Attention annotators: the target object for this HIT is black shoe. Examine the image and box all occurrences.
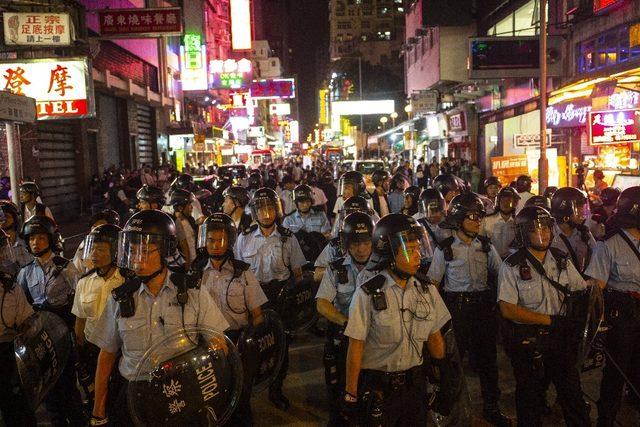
[269,389,290,411]
[483,408,513,427]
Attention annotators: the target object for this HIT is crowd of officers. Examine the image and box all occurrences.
[0,164,638,427]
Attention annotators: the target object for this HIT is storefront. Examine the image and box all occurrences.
[446,108,477,163]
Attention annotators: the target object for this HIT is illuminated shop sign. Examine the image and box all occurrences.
[209,58,252,89]
[593,0,625,15]
[250,78,296,99]
[546,100,592,128]
[589,109,640,145]
[180,34,207,91]
[230,0,252,50]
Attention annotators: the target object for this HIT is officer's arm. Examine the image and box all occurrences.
[345,338,365,396]
[92,349,117,418]
[313,267,326,283]
[74,317,87,346]
[317,297,348,326]
[178,239,191,269]
[251,307,264,327]
[499,301,551,326]
[426,330,446,359]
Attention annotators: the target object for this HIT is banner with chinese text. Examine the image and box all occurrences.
[98,8,182,38]
[3,13,72,46]
[0,57,94,120]
[490,155,528,186]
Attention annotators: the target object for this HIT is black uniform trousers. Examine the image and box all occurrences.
[504,323,590,427]
[598,290,640,426]
[324,325,349,426]
[0,341,36,427]
[225,328,256,427]
[358,366,428,426]
[443,290,500,409]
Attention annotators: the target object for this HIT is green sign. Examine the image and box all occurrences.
[183,33,202,70]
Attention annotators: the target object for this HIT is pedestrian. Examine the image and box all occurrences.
[480,187,520,259]
[19,182,55,222]
[169,188,198,268]
[471,162,482,193]
[387,173,406,214]
[369,169,390,217]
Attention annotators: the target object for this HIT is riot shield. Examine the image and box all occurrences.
[573,284,605,369]
[238,309,286,393]
[276,276,319,333]
[295,230,328,264]
[128,328,242,426]
[13,311,72,410]
[424,323,472,427]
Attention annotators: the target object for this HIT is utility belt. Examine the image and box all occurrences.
[443,289,495,307]
[362,365,424,392]
[260,278,291,303]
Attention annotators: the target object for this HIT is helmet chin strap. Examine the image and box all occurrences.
[138,267,164,284]
[257,219,276,229]
[33,247,50,258]
[96,264,114,277]
[462,228,478,239]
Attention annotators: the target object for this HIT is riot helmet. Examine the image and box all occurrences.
[441,192,486,238]
[525,195,551,210]
[433,174,463,202]
[0,228,16,275]
[418,188,445,223]
[614,186,640,229]
[293,184,314,213]
[117,210,177,279]
[248,172,263,190]
[338,171,366,199]
[222,186,250,217]
[515,175,532,193]
[371,214,432,278]
[371,170,390,190]
[542,186,558,200]
[515,206,554,251]
[484,176,502,199]
[403,186,421,214]
[89,209,120,229]
[495,187,521,216]
[550,187,590,226]
[82,224,121,271]
[21,215,61,257]
[136,185,166,210]
[340,211,374,265]
[197,213,237,260]
[172,173,194,191]
[249,187,283,228]
[600,187,621,207]
[169,189,193,215]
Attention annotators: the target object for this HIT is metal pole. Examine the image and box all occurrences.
[538,0,549,192]
[5,123,20,206]
[359,56,363,131]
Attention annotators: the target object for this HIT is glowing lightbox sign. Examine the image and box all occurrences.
[589,109,640,145]
[230,0,252,50]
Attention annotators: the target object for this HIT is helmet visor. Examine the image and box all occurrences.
[117,232,166,270]
[571,201,591,222]
[525,218,554,249]
[251,197,283,224]
[420,200,444,218]
[82,235,115,264]
[390,225,433,265]
[0,239,16,271]
[196,225,230,253]
[338,180,363,198]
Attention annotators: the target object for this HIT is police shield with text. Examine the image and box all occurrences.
[88,210,233,426]
[316,211,374,425]
[340,214,452,425]
[498,206,593,427]
[283,184,330,263]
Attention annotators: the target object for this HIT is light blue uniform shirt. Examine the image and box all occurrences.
[0,285,33,343]
[316,254,363,316]
[344,270,451,372]
[498,250,588,316]
[550,225,596,273]
[17,254,79,307]
[387,191,404,214]
[234,226,307,283]
[412,213,453,245]
[480,212,516,259]
[315,239,340,269]
[427,235,502,293]
[584,230,640,293]
[282,210,331,234]
[89,273,229,380]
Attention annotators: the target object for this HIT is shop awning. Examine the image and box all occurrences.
[549,65,640,105]
[367,116,422,143]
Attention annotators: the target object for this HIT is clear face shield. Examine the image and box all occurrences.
[525,218,554,250]
[0,238,16,274]
[82,236,114,269]
[251,197,283,226]
[338,181,361,199]
[196,227,229,258]
[117,232,165,273]
[390,226,433,274]
[569,200,591,224]
[498,196,517,214]
[420,200,444,222]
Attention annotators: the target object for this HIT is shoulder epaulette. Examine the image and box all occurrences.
[361,274,385,295]
[51,255,70,268]
[277,225,292,237]
[242,223,258,235]
[438,236,454,250]
[549,246,569,261]
[230,258,250,278]
[505,248,527,267]
[329,257,345,270]
[79,268,98,280]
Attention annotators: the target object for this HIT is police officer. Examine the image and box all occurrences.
[282,184,331,237]
[370,170,391,217]
[0,200,32,270]
[165,173,205,223]
[590,187,620,239]
[89,210,229,426]
[402,185,421,216]
[316,212,374,424]
[515,175,535,212]
[19,181,55,222]
[542,186,558,201]
[498,206,592,427]
[72,224,124,383]
[584,186,640,427]
[170,188,198,268]
[525,195,551,210]
[16,215,85,425]
[481,187,521,259]
[234,187,306,410]
[333,171,372,217]
[247,171,263,200]
[414,188,452,247]
[0,229,36,427]
[72,209,121,274]
[433,174,464,206]
[427,192,511,425]
[196,213,267,426]
[136,184,166,210]
[550,187,596,276]
[222,186,253,231]
[484,176,503,202]
[341,214,452,425]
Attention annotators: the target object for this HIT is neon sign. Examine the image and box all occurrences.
[180,33,207,91]
[593,0,625,15]
[209,58,252,89]
[589,109,640,145]
[546,100,592,128]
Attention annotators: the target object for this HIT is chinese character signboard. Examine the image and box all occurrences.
[447,111,466,134]
[490,155,529,186]
[180,34,207,91]
[593,0,625,15]
[0,91,36,123]
[3,13,72,46]
[98,8,182,38]
[546,99,592,128]
[209,59,252,89]
[411,91,438,115]
[250,78,296,100]
[589,109,640,145]
[0,57,94,120]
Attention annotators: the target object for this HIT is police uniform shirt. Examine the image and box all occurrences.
[71,269,125,341]
[412,213,453,243]
[89,274,229,381]
[498,250,588,317]
[550,225,596,272]
[282,210,331,234]
[344,271,451,372]
[516,192,535,213]
[175,217,197,262]
[17,255,79,307]
[316,255,361,317]
[234,226,307,283]
[315,242,338,269]
[13,238,33,269]
[427,235,502,293]
[584,230,640,293]
[0,285,33,343]
[201,259,268,330]
[480,213,517,259]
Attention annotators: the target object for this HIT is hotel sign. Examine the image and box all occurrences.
[589,109,640,145]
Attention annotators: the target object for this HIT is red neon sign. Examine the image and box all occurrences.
[593,0,625,14]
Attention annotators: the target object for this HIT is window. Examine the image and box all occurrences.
[337,21,352,29]
[578,24,640,73]
[335,1,346,16]
[362,20,370,28]
[488,0,546,37]
[348,8,358,16]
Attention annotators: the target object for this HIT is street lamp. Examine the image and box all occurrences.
[404,103,413,120]
[390,111,398,127]
[380,116,388,129]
